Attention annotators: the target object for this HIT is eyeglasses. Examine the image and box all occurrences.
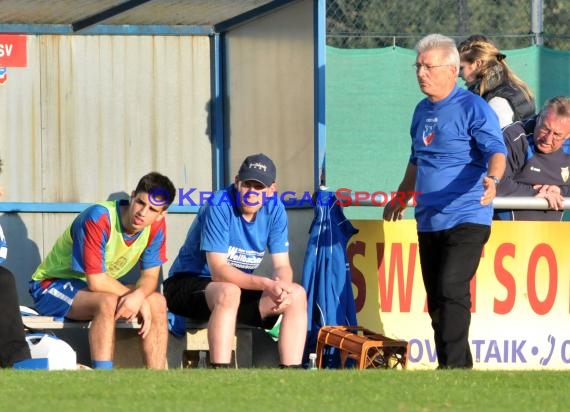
[536,115,568,143]
[537,127,567,143]
[412,63,453,72]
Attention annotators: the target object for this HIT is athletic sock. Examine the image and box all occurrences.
[93,360,114,369]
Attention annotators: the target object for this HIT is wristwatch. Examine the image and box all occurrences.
[488,175,500,186]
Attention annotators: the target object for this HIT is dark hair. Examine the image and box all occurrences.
[134,172,176,208]
[460,34,494,46]
[0,158,3,174]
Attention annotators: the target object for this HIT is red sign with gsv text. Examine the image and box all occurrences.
[0,34,27,67]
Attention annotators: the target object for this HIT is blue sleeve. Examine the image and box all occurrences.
[70,204,110,274]
[139,219,167,270]
[470,99,508,160]
[409,105,420,165]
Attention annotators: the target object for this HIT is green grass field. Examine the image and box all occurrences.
[1,369,569,411]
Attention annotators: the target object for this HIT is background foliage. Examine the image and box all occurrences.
[327,0,570,50]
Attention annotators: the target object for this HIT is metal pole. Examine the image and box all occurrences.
[341,192,570,210]
[531,0,544,46]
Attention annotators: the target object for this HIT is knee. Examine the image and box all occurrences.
[440,283,471,310]
[147,292,168,314]
[96,293,119,317]
[289,284,307,310]
[441,281,470,301]
[211,283,241,309]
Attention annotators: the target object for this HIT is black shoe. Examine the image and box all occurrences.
[210,363,231,369]
[279,364,302,369]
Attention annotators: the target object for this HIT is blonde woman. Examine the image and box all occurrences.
[458,35,535,128]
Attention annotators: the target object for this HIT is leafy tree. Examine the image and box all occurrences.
[326,0,569,50]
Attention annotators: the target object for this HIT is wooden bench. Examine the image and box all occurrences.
[22,315,238,368]
[22,315,141,330]
[315,325,409,369]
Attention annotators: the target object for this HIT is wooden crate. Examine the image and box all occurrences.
[315,325,408,369]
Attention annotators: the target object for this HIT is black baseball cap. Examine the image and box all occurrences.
[237,153,276,187]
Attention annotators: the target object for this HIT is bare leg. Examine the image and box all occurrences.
[205,282,241,364]
[260,283,307,365]
[67,290,118,362]
[140,292,168,369]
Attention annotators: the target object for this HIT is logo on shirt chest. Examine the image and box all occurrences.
[561,167,569,183]
[226,246,264,271]
[422,124,435,146]
[108,256,128,277]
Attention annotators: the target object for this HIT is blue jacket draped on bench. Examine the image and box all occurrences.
[301,191,358,368]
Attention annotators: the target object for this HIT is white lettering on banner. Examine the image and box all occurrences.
[0,44,13,57]
[408,336,570,366]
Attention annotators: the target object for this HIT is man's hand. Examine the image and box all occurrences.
[383,202,407,221]
[115,288,146,322]
[534,184,565,210]
[266,277,293,312]
[481,176,498,205]
[136,301,152,339]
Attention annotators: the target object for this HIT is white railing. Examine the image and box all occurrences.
[344,193,570,210]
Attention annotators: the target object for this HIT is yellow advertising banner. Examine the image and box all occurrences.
[349,220,570,370]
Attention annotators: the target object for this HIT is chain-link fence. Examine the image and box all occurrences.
[327,0,570,50]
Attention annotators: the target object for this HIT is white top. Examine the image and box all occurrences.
[0,224,6,262]
[488,96,515,129]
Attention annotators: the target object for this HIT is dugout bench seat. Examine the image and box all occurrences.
[22,316,247,368]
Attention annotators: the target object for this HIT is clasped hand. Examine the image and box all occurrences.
[268,277,293,312]
[534,184,565,211]
[115,289,152,338]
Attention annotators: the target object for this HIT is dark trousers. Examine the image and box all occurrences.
[0,267,31,367]
[418,223,490,369]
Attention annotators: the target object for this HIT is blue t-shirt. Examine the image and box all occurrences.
[410,86,507,232]
[169,184,290,277]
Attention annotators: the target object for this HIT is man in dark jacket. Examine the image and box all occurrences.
[0,157,31,368]
[496,96,570,221]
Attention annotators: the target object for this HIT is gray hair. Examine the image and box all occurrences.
[541,96,570,119]
[415,34,460,70]
[539,96,570,139]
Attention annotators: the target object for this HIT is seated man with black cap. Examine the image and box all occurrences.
[164,153,307,368]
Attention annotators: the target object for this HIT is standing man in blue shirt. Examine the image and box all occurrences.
[384,34,507,369]
[164,153,307,368]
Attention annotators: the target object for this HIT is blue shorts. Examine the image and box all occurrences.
[29,278,88,318]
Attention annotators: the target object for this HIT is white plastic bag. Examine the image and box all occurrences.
[14,333,77,370]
